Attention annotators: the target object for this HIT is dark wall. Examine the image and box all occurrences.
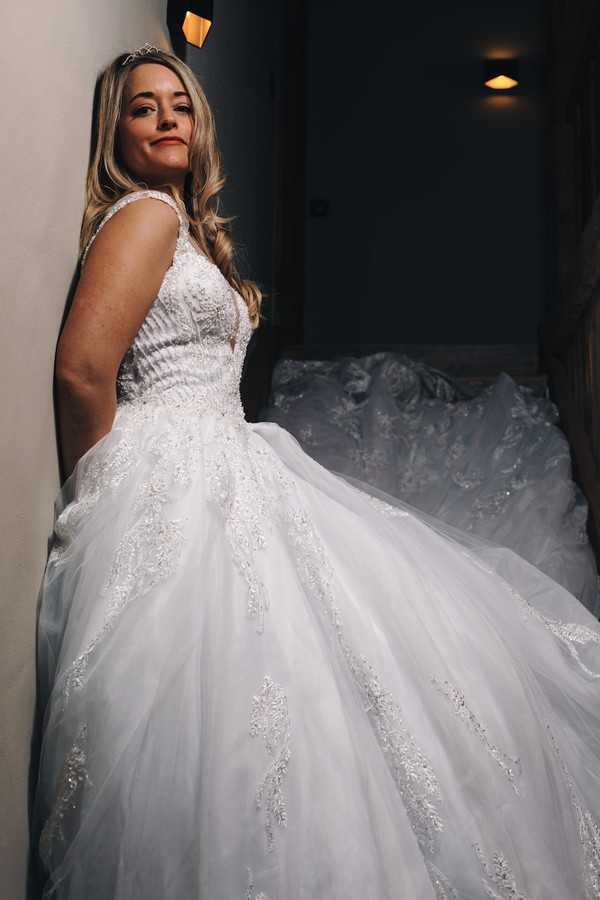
[184,0,284,296]
[305,1,547,349]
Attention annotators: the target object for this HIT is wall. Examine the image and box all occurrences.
[184,0,284,315]
[305,0,547,350]
[0,2,280,896]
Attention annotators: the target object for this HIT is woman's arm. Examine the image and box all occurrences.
[55,198,179,479]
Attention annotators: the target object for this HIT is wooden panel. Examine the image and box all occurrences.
[545,1,600,574]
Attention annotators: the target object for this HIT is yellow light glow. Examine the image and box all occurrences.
[182,11,212,47]
[485,74,519,90]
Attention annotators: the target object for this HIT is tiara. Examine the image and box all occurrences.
[121,42,165,66]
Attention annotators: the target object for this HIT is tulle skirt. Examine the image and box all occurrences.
[259,352,600,615]
[32,400,600,899]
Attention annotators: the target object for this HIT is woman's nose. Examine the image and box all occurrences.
[158,111,177,130]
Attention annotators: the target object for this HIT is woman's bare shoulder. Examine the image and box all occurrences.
[83,194,180,268]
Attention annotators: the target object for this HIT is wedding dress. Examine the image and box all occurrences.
[260,355,600,616]
[32,189,600,900]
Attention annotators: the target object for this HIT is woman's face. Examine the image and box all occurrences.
[118,62,194,188]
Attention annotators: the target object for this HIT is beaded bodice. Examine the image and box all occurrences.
[81,190,253,420]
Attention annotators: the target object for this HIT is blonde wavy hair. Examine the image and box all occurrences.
[81,45,262,328]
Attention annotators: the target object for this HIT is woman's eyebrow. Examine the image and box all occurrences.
[128,90,191,104]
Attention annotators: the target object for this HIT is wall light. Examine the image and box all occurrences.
[484,59,519,90]
[167,0,213,49]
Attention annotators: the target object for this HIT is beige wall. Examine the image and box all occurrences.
[0,2,168,896]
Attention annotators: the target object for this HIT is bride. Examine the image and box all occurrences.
[32,43,600,900]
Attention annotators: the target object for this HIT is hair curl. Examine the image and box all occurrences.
[80,45,262,328]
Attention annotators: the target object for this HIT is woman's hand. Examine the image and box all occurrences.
[55,197,179,479]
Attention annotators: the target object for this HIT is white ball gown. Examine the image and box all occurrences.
[32,189,600,900]
[259,354,600,615]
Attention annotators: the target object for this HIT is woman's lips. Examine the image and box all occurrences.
[153,138,186,145]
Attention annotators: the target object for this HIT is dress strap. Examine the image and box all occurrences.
[81,189,189,267]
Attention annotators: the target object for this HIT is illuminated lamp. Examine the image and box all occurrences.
[483,59,519,90]
[167,0,213,49]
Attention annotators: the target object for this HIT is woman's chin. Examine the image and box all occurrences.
[141,165,189,187]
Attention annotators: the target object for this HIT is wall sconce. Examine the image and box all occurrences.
[167,0,213,49]
[483,59,519,90]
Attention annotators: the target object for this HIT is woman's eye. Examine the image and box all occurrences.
[132,105,191,116]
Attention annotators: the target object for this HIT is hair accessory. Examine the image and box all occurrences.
[121,42,164,66]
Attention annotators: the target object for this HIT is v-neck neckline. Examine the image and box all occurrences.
[187,235,211,263]
[183,234,240,355]
[228,293,240,355]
